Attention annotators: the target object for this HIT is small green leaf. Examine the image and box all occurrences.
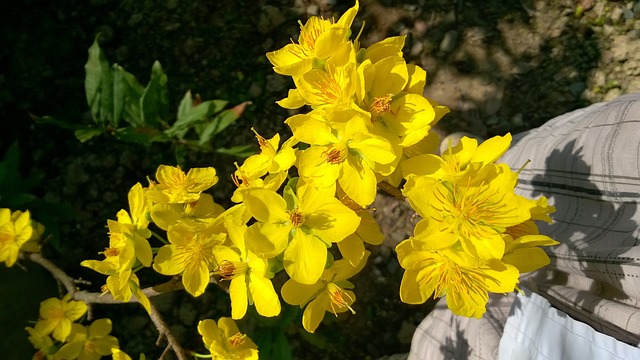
[111,63,128,128]
[176,90,193,124]
[84,35,115,126]
[74,128,103,142]
[36,116,93,131]
[114,127,168,145]
[214,144,255,158]
[116,65,144,127]
[168,94,228,140]
[140,61,169,126]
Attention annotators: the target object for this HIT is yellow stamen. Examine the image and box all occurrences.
[322,143,348,164]
[104,247,120,257]
[326,283,356,316]
[289,209,304,227]
[251,127,270,150]
[100,284,110,295]
[369,94,393,117]
[214,260,248,280]
[228,332,247,347]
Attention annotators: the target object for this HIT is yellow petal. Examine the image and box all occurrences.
[302,297,326,333]
[286,113,338,145]
[337,234,366,267]
[339,156,377,207]
[245,222,291,258]
[230,275,249,319]
[248,274,281,317]
[88,318,112,338]
[152,246,184,275]
[281,279,324,306]
[182,261,210,297]
[276,88,308,108]
[242,188,288,223]
[304,199,360,243]
[471,133,512,166]
[284,231,327,285]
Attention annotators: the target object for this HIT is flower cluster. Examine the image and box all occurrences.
[397,134,559,318]
[72,2,561,358]
[0,208,44,267]
[26,295,129,360]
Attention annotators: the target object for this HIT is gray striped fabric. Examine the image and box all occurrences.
[409,93,640,359]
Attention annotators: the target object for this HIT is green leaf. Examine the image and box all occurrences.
[214,144,255,158]
[36,116,95,131]
[113,127,168,145]
[111,63,128,128]
[74,128,103,142]
[84,35,114,126]
[167,93,228,140]
[140,61,169,127]
[116,65,144,127]
[176,90,193,124]
[196,106,242,145]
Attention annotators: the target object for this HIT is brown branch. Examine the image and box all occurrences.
[149,302,188,360]
[377,180,405,201]
[22,252,228,360]
[23,252,228,304]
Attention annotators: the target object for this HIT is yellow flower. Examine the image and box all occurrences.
[81,220,137,276]
[402,134,512,182]
[115,184,153,267]
[55,319,119,360]
[266,0,359,76]
[281,251,370,333]
[213,218,281,319]
[230,169,288,204]
[243,185,360,284]
[25,326,55,358]
[105,271,151,314]
[280,43,359,110]
[146,165,218,204]
[153,222,225,296]
[403,165,534,259]
[289,108,397,207]
[236,129,297,179]
[198,318,258,360]
[356,55,441,147]
[396,239,519,318]
[150,193,225,231]
[0,208,34,267]
[34,294,88,342]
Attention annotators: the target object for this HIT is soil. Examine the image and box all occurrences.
[1,0,639,359]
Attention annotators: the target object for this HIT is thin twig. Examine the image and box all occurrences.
[23,252,228,303]
[22,252,207,360]
[149,302,188,360]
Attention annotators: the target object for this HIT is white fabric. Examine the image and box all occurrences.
[499,288,640,360]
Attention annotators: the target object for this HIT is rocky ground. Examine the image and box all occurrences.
[1,0,639,359]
